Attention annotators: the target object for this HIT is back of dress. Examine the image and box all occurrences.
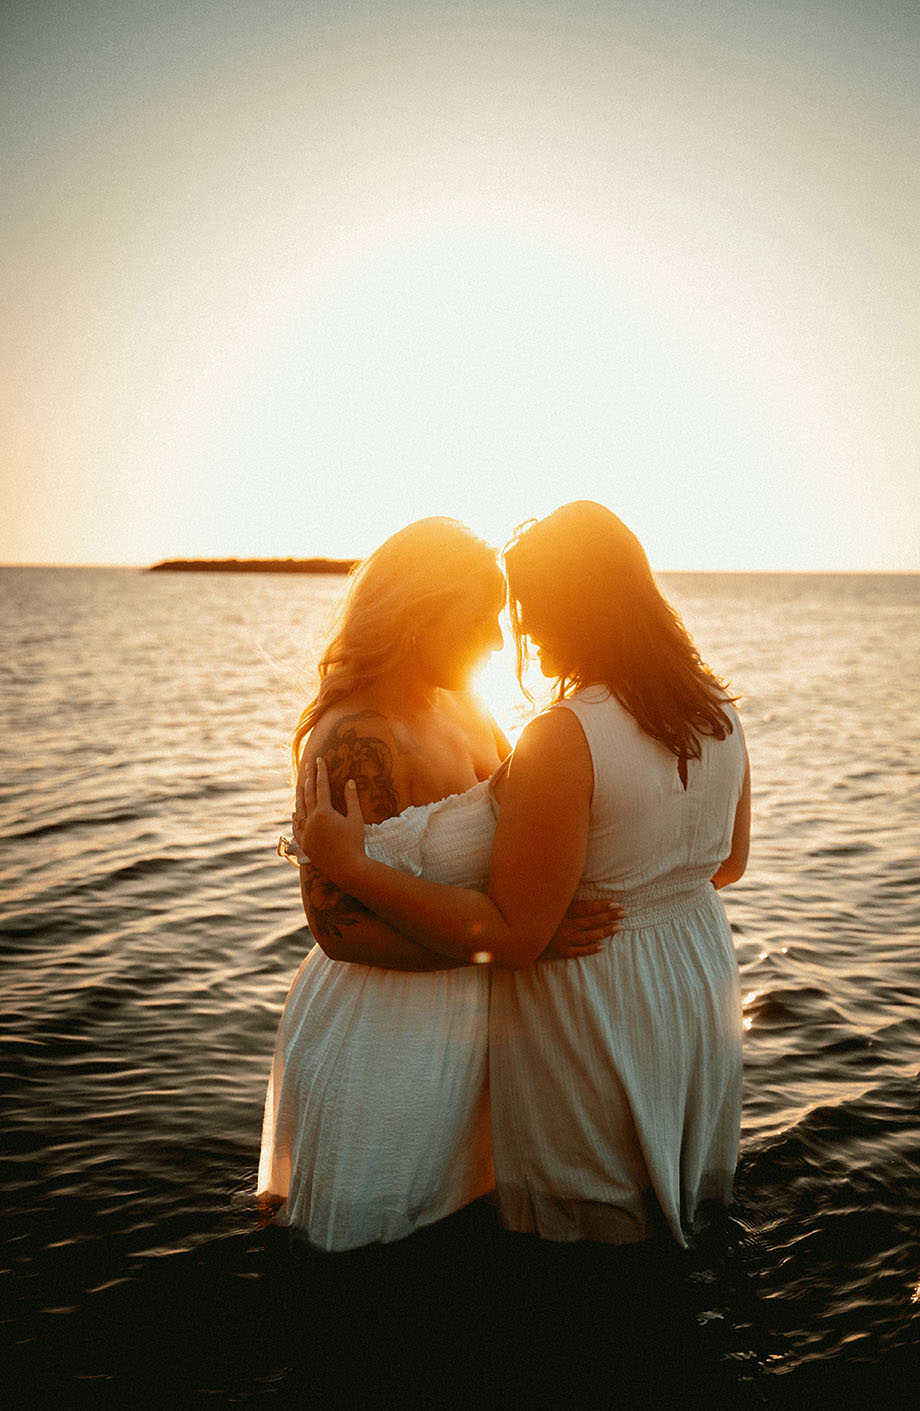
[559,685,746,909]
[490,685,747,1248]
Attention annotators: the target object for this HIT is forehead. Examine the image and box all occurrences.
[484,572,506,610]
[444,574,503,621]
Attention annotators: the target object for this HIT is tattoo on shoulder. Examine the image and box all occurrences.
[303,865,371,943]
[321,711,400,823]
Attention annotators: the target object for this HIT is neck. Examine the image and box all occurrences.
[370,670,441,718]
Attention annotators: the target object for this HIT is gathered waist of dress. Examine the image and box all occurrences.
[578,874,717,930]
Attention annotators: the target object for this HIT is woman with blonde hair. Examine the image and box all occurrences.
[299,500,751,1249]
[259,516,614,1253]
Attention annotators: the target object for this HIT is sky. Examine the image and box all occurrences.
[3,0,918,570]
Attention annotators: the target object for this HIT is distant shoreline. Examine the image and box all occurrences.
[147,557,360,575]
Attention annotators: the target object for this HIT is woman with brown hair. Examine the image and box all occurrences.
[299,500,751,1248]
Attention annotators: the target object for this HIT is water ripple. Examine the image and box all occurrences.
[3,567,919,1405]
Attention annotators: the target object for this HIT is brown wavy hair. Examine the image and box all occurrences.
[503,500,737,763]
[292,518,502,775]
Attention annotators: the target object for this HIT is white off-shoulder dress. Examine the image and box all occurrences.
[258,781,497,1252]
[490,688,747,1248]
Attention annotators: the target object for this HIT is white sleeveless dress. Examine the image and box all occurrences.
[490,688,747,1248]
[258,781,497,1252]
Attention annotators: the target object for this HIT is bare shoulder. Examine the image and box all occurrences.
[302,705,418,823]
[503,705,593,797]
[516,703,590,757]
[305,704,409,757]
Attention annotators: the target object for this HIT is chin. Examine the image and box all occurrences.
[438,671,472,692]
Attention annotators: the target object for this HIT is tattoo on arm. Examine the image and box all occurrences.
[321,713,401,823]
[303,864,373,943]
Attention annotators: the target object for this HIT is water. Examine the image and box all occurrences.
[2,566,919,1407]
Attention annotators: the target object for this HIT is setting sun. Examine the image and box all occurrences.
[3,1,917,571]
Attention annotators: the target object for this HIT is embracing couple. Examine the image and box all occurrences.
[259,501,750,1256]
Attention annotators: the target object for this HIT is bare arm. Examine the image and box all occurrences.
[299,862,468,971]
[300,710,600,969]
[712,751,751,890]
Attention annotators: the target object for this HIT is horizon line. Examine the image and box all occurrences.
[2,560,918,576]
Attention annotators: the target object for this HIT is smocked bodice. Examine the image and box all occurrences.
[363,778,496,889]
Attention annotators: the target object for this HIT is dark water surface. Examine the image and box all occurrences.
[2,568,918,1407]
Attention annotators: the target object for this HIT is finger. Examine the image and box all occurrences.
[577,924,615,944]
[315,756,331,808]
[579,899,622,915]
[569,899,623,919]
[343,777,362,822]
[573,910,622,934]
[301,762,316,815]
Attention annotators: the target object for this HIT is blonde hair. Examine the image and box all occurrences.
[292,518,502,774]
[504,501,737,763]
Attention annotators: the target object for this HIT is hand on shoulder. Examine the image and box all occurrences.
[302,707,411,824]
